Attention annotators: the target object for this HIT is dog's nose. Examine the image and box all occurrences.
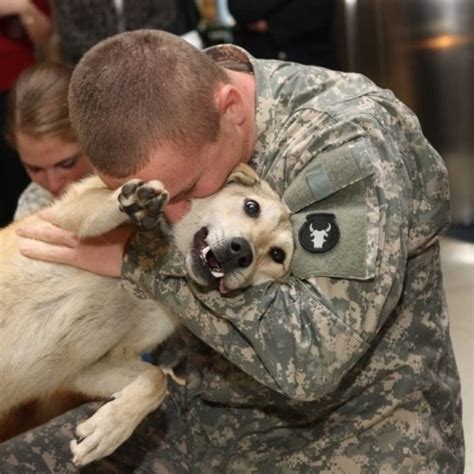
[228,238,253,268]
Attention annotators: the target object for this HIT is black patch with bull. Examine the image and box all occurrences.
[299,213,340,253]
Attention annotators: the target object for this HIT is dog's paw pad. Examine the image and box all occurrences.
[118,179,169,229]
[120,179,144,199]
[137,186,158,201]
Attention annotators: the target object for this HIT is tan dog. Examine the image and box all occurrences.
[0,164,294,466]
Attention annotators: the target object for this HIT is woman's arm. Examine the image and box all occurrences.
[0,0,52,46]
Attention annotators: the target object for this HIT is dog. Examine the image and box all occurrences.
[0,164,294,466]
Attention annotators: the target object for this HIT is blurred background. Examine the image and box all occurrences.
[337,0,474,236]
[202,0,474,235]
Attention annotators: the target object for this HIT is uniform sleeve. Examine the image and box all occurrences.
[122,122,412,401]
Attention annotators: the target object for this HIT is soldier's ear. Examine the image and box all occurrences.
[225,164,260,188]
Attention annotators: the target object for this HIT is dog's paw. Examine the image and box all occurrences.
[70,397,134,466]
[118,179,169,229]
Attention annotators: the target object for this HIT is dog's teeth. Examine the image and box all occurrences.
[200,246,210,265]
[210,269,224,278]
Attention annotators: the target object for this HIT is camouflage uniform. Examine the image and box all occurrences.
[14,182,53,221]
[0,45,464,472]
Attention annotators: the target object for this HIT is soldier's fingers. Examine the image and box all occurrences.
[16,220,79,248]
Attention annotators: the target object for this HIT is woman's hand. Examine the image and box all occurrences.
[16,213,134,278]
[0,0,28,17]
[0,0,52,46]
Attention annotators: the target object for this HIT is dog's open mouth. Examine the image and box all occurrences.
[200,245,224,279]
[191,227,228,292]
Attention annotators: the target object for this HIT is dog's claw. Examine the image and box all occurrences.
[118,179,169,228]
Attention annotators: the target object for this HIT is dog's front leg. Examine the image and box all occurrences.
[47,176,128,238]
[49,176,168,238]
[65,357,167,466]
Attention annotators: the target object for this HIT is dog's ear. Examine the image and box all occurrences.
[225,164,260,188]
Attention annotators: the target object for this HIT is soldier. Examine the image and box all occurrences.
[5,30,464,472]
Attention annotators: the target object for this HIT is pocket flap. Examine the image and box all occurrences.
[290,180,377,280]
[283,138,375,213]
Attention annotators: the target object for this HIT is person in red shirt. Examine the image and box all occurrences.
[0,0,51,227]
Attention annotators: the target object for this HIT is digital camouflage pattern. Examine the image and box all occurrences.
[0,384,190,473]
[0,45,464,472]
[13,182,53,221]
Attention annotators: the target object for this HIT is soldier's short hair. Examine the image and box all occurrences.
[69,29,230,178]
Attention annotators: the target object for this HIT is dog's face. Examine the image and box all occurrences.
[174,164,294,294]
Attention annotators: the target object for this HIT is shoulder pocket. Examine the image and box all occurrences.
[283,138,379,280]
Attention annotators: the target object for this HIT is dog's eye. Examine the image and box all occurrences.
[270,247,286,264]
[244,199,260,218]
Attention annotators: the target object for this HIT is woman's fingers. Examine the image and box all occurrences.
[17,225,132,277]
[16,219,79,248]
[17,236,78,265]
[15,218,133,277]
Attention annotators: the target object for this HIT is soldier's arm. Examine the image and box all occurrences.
[122,120,416,401]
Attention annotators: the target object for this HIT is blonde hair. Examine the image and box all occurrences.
[6,62,75,148]
[69,29,230,178]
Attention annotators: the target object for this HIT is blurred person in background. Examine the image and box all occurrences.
[228,0,338,68]
[0,0,51,227]
[50,0,202,64]
[6,62,92,220]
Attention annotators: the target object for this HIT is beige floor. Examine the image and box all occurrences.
[440,237,474,473]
